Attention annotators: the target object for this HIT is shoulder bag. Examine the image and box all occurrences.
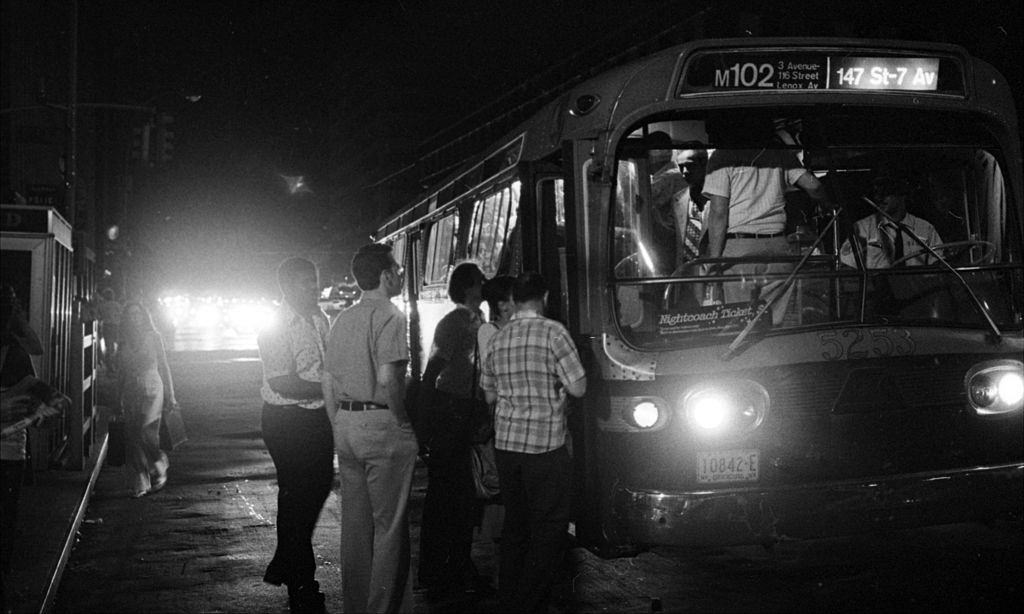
[469,341,500,499]
[159,403,188,451]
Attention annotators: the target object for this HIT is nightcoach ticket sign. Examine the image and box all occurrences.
[681,50,959,95]
[658,302,757,335]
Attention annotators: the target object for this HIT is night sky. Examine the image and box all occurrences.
[64,0,1022,296]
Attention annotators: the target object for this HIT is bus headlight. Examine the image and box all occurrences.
[605,396,669,431]
[630,400,661,429]
[966,360,1024,416]
[682,380,769,439]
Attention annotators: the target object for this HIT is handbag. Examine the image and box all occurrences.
[107,419,126,466]
[159,404,188,451]
[469,342,500,499]
[470,438,500,499]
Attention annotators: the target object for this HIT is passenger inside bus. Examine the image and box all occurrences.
[701,117,832,320]
[669,144,709,270]
[647,131,687,274]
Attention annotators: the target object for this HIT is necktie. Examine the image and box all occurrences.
[682,207,702,262]
[892,224,905,266]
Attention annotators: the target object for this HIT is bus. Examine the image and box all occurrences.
[375,38,1023,556]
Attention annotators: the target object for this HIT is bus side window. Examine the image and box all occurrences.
[391,235,407,281]
[468,182,520,277]
[424,212,458,287]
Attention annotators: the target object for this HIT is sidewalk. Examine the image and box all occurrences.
[2,374,113,614]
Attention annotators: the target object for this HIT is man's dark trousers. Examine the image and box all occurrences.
[495,446,572,614]
[261,403,334,588]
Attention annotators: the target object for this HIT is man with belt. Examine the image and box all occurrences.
[702,125,832,321]
[323,243,418,614]
[257,257,333,614]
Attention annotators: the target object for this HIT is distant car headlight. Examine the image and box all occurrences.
[966,360,1024,416]
[682,380,769,439]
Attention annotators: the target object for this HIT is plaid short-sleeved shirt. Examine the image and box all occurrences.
[479,310,586,454]
[257,301,329,409]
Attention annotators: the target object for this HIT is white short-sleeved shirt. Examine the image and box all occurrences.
[702,148,808,234]
[324,297,408,406]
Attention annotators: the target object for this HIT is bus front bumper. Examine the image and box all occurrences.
[611,462,1024,547]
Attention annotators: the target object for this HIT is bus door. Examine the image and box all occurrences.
[520,160,573,327]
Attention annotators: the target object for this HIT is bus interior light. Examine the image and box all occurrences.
[965,361,1024,416]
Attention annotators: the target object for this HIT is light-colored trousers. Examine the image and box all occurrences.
[332,408,418,613]
[124,369,168,494]
[721,235,796,325]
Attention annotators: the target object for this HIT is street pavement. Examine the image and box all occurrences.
[8,345,1021,613]
[50,350,506,614]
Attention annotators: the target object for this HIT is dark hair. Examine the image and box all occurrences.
[646,130,673,149]
[277,257,316,292]
[513,271,547,304]
[873,175,912,197]
[447,262,484,304]
[482,275,514,315]
[120,301,157,346]
[351,243,394,291]
[677,141,708,162]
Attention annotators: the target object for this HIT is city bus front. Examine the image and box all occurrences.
[581,43,1024,554]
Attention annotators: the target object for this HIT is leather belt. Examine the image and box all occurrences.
[337,400,389,411]
[726,231,785,239]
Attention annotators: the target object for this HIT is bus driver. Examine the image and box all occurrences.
[841,174,943,268]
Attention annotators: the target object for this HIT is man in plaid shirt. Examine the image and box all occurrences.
[480,272,587,614]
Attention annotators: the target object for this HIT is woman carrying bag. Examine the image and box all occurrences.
[415,262,493,598]
[118,302,179,498]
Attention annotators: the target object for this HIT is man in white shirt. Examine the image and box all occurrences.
[701,138,832,320]
[841,176,943,268]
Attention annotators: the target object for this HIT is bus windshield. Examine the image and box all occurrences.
[611,107,1023,349]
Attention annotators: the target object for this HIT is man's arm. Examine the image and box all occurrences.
[322,372,338,422]
[378,360,411,426]
[267,374,324,400]
[705,194,730,259]
[795,172,833,209]
[564,376,587,398]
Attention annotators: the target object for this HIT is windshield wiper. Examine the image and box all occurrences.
[857,196,1002,343]
[721,208,841,360]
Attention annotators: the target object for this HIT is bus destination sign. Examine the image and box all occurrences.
[683,53,943,93]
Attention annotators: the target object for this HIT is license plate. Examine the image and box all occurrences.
[696,449,759,484]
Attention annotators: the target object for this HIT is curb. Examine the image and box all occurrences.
[38,432,108,614]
